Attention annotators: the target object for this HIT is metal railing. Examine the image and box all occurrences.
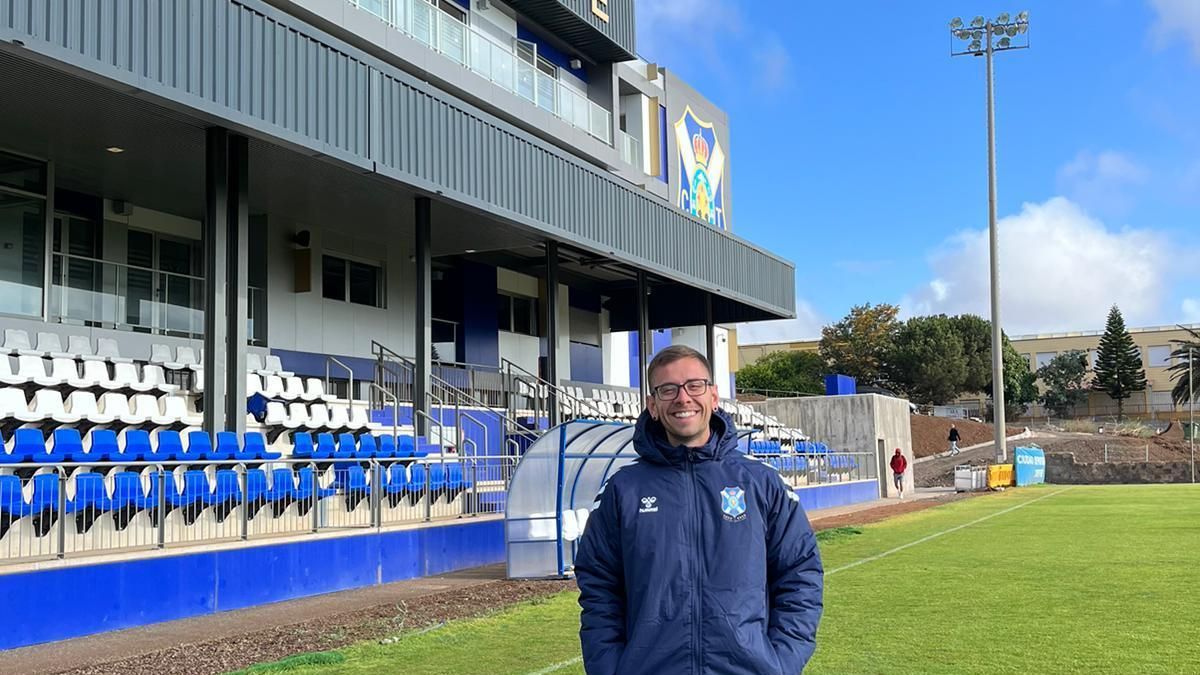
[48,252,266,344]
[749,450,880,487]
[0,455,520,565]
[346,0,613,144]
[501,358,612,427]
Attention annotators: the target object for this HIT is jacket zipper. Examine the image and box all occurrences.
[687,451,703,674]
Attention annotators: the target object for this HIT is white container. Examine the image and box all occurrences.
[955,465,974,492]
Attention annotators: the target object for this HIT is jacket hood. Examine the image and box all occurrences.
[633,407,740,465]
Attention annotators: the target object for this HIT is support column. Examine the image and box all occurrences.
[224,134,249,434]
[414,197,432,436]
[545,241,560,427]
[705,294,716,368]
[202,128,230,434]
[637,271,650,403]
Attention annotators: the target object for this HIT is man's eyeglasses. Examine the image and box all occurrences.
[651,379,712,401]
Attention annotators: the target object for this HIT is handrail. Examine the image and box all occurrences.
[325,356,356,417]
[368,383,400,444]
[501,357,611,423]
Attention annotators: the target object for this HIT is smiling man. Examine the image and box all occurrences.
[574,345,824,674]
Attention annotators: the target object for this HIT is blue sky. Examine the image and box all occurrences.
[635,0,1200,342]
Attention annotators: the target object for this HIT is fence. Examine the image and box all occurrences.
[751,451,879,487]
[0,455,519,566]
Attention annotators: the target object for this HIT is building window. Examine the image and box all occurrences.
[1036,352,1057,370]
[1147,345,1172,368]
[322,254,384,308]
[0,152,47,318]
[497,293,538,336]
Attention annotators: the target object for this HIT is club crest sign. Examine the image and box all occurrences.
[719,487,746,522]
[675,106,727,230]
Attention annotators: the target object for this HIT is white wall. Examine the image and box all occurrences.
[265,205,415,359]
[495,267,571,384]
[499,330,539,376]
[670,325,731,398]
[605,329,631,387]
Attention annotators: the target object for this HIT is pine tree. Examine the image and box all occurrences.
[1091,305,1147,420]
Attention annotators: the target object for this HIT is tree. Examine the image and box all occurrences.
[887,315,968,404]
[949,314,993,394]
[1038,350,1090,418]
[1167,326,1200,407]
[981,339,1037,420]
[818,303,900,386]
[736,350,826,396]
[1091,305,1147,420]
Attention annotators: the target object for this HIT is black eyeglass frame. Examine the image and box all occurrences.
[650,378,713,401]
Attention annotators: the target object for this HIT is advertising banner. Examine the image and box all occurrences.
[1014,446,1046,486]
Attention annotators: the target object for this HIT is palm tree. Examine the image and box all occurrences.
[1167,326,1200,406]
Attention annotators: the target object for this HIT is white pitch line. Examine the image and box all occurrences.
[524,655,584,675]
[826,488,1071,576]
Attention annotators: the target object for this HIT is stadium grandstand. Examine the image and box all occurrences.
[0,0,882,651]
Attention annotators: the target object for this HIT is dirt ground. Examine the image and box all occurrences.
[809,491,976,531]
[910,414,1023,458]
[60,577,576,675]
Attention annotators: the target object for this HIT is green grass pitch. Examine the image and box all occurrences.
[234,484,1200,674]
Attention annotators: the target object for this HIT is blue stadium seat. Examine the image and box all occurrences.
[375,434,396,459]
[446,463,463,493]
[296,467,336,501]
[108,472,146,512]
[123,430,155,462]
[0,474,30,518]
[68,472,111,513]
[241,432,280,461]
[204,470,242,505]
[428,463,446,494]
[152,430,185,462]
[415,442,437,459]
[405,464,427,504]
[182,431,212,463]
[245,469,269,504]
[3,428,44,464]
[29,473,61,513]
[212,432,240,462]
[355,434,378,460]
[290,432,316,460]
[166,470,209,508]
[394,435,414,460]
[333,433,357,460]
[34,428,83,463]
[86,430,121,463]
[315,433,337,460]
[334,464,370,493]
[386,464,407,494]
[265,468,296,503]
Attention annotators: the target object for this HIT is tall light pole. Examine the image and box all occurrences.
[1190,348,1194,483]
[949,12,1029,462]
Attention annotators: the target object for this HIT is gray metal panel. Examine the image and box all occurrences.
[0,0,794,319]
[504,0,635,62]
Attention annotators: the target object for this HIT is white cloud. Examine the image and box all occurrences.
[1056,150,1148,216]
[1184,298,1200,323]
[1149,0,1200,62]
[738,299,826,344]
[902,197,1171,334]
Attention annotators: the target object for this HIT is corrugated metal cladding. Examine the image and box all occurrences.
[503,0,635,62]
[0,0,794,318]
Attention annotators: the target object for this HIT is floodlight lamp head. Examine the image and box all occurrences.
[950,17,963,29]
[970,16,985,27]
[996,12,1010,24]
[1017,10,1029,21]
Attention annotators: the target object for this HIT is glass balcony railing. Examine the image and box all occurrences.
[347,0,613,145]
[617,129,641,169]
[49,252,267,345]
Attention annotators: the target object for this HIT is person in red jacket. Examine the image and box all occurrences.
[890,448,908,498]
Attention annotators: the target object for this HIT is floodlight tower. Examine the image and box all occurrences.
[949,12,1029,462]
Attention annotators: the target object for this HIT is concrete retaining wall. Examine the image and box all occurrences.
[1046,453,1195,484]
[749,394,913,498]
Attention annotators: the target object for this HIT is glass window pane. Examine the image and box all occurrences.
[496,294,512,331]
[514,296,534,336]
[0,152,46,194]
[1036,352,1056,369]
[322,255,346,301]
[1148,345,1172,368]
[0,191,46,316]
[348,260,382,307]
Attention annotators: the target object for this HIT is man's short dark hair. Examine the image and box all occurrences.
[646,345,713,388]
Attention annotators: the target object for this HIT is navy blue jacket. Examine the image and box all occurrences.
[575,409,824,674]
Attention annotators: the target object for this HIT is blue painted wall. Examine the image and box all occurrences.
[458,261,500,366]
[570,342,603,383]
[628,330,673,388]
[271,349,376,380]
[795,480,879,512]
[658,104,669,184]
[0,519,505,650]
